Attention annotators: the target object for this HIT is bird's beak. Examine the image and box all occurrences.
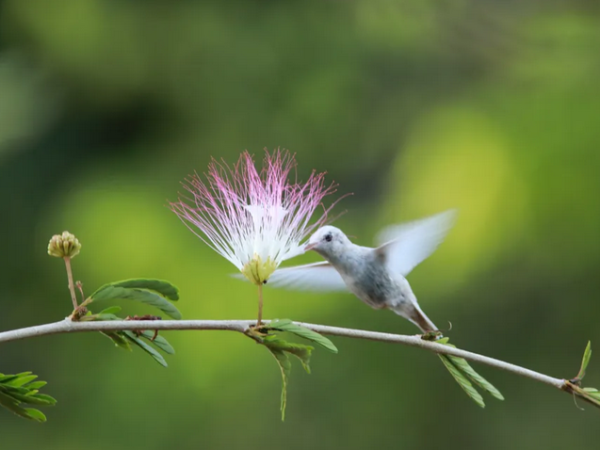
[305,242,317,252]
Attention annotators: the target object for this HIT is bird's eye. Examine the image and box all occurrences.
[324,234,333,242]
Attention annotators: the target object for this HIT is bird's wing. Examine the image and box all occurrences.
[232,261,348,292]
[375,209,457,277]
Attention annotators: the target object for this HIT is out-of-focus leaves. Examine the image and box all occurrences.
[0,372,56,422]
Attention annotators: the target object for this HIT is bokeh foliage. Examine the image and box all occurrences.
[1,0,599,449]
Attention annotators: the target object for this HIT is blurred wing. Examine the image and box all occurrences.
[375,209,457,276]
[232,262,348,292]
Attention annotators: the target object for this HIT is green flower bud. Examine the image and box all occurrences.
[48,231,81,258]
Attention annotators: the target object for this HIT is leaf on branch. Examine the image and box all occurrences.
[433,339,504,404]
[263,335,313,374]
[90,285,181,319]
[266,319,338,353]
[267,347,291,421]
[0,371,56,422]
[447,355,504,401]
[576,341,592,382]
[122,331,168,367]
[101,331,132,351]
[108,279,180,301]
[439,355,485,408]
[246,319,337,420]
[139,331,175,355]
[98,306,123,315]
[261,335,314,420]
[93,313,175,364]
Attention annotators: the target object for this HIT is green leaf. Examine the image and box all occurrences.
[95,313,174,360]
[267,319,337,353]
[26,381,47,390]
[91,286,181,319]
[4,375,38,388]
[266,347,291,421]
[263,336,313,374]
[439,355,485,408]
[0,391,34,420]
[23,408,47,422]
[0,375,19,384]
[0,380,53,422]
[0,389,55,406]
[589,391,600,400]
[27,394,57,406]
[139,331,175,355]
[447,356,504,401]
[94,279,179,301]
[282,344,312,374]
[98,306,122,315]
[577,341,592,381]
[261,335,314,420]
[101,331,132,351]
[123,331,168,367]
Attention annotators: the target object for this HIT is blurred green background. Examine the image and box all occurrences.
[1,0,600,448]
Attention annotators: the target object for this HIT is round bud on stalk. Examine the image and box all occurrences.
[48,231,81,258]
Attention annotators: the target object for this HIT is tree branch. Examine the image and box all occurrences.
[0,317,571,391]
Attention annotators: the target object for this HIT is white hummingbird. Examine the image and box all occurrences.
[261,209,504,406]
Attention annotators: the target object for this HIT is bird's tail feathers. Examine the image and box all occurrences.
[390,303,438,334]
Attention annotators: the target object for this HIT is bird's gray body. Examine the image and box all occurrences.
[248,210,508,407]
[261,210,457,332]
[322,244,405,309]
[313,241,436,332]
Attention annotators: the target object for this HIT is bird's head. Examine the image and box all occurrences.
[305,226,350,260]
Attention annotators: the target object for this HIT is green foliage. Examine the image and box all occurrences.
[0,372,57,422]
[93,312,175,367]
[247,320,336,420]
[567,341,600,408]
[266,319,338,353]
[263,337,313,421]
[108,279,180,301]
[439,355,485,408]
[576,341,592,381]
[90,279,181,319]
[78,279,180,368]
[435,340,504,407]
[122,331,168,367]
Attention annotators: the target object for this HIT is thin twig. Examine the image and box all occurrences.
[63,257,78,310]
[0,318,567,392]
[257,284,264,326]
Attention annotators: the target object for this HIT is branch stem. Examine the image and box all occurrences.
[63,257,78,310]
[0,318,567,392]
[256,284,264,326]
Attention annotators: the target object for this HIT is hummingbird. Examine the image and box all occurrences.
[263,209,503,406]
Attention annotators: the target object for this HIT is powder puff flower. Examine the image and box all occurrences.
[170,149,340,323]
